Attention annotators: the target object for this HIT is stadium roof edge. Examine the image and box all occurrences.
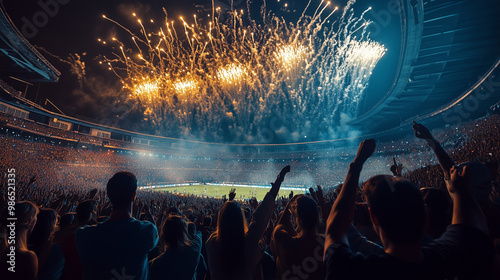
[0,3,60,83]
[351,0,500,132]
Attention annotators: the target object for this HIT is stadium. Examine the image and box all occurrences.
[0,0,499,279]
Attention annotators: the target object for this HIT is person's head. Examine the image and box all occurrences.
[161,215,190,249]
[0,201,38,249]
[217,201,247,239]
[420,187,451,239]
[290,195,319,234]
[215,201,247,277]
[457,161,492,204]
[363,175,426,245]
[28,208,58,255]
[202,215,212,227]
[106,172,137,210]
[353,203,372,229]
[15,201,39,235]
[76,199,97,225]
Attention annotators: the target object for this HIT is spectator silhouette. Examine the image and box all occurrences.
[28,208,65,280]
[76,172,158,280]
[420,187,451,240]
[324,139,494,280]
[58,199,96,280]
[149,215,202,280]
[0,201,39,280]
[206,165,290,280]
[271,194,325,279]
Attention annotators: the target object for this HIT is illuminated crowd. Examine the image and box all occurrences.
[0,113,499,280]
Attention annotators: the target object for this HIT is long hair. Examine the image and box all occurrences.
[161,215,191,250]
[28,208,58,256]
[215,201,248,279]
[1,201,38,250]
[291,195,319,233]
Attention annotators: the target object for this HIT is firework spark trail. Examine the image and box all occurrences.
[100,0,386,143]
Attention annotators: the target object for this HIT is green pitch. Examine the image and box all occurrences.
[151,184,305,201]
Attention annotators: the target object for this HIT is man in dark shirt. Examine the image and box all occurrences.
[324,139,493,280]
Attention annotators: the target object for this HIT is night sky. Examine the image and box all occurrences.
[1,0,400,137]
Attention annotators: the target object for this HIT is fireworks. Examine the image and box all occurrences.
[100,0,386,143]
[131,78,159,100]
[216,63,248,86]
[274,44,308,72]
[173,79,197,94]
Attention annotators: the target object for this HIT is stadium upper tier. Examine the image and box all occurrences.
[0,0,498,149]
[351,0,500,132]
[0,3,60,83]
[0,96,357,158]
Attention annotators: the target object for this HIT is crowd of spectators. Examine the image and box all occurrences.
[0,114,499,279]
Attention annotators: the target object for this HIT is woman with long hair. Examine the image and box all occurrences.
[149,215,202,280]
[28,208,65,280]
[206,165,290,280]
[0,201,39,280]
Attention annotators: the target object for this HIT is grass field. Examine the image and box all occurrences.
[148,183,306,200]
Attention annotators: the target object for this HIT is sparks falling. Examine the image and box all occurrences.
[100,0,386,143]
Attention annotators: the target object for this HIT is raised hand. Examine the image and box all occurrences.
[446,166,472,194]
[413,121,454,177]
[309,187,317,201]
[87,188,98,200]
[390,157,403,176]
[315,185,325,204]
[278,165,291,180]
[249,197,258,209]
[353,139,376,165]
[390,164,398,175]
[412,121,433,140]
[270,165,291,196]
[228,188,236,201]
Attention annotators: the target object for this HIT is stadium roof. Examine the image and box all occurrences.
[352,0,500,131]
[0,4,60,83]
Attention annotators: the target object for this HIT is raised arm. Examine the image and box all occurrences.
[275,195,297,234]
[325,139,375,253]
[412,121,454,178]
[271,195,297,255]
[390,157,403,177]
[269,165,291,197]
[248,165,290,240]
[311,185,330,223]
[228,188,236,201]
[446,166,489,234]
